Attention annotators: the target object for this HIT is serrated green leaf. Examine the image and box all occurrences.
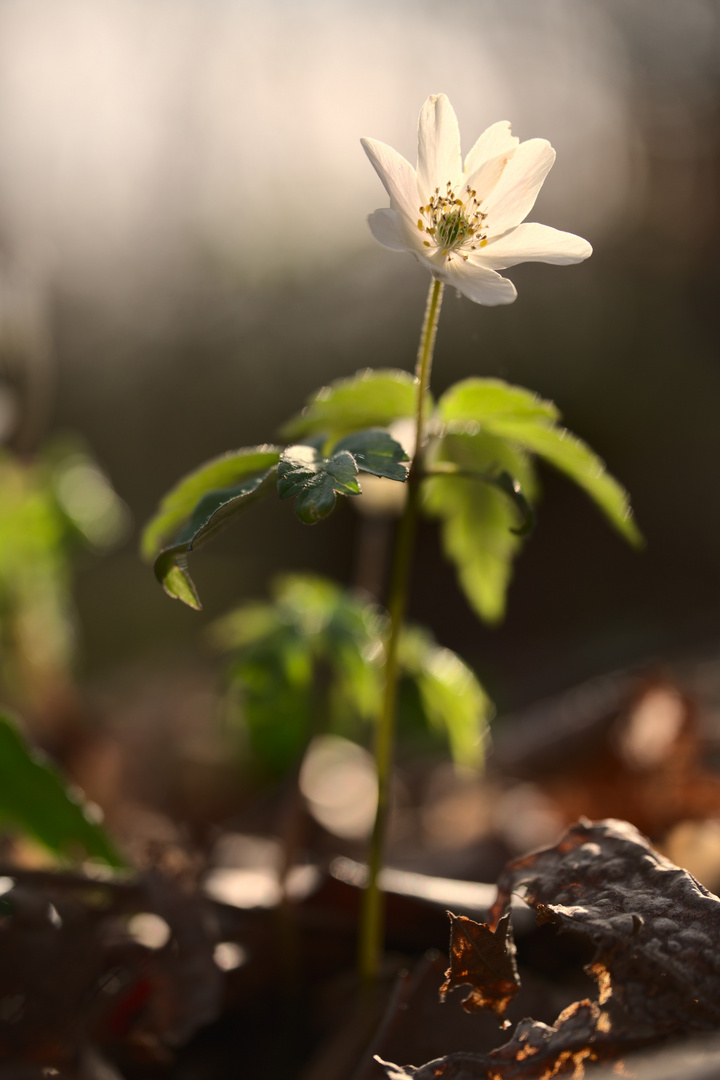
[278,445,361,524]
[0,712,124,865]
[280,369,430,441]
[483,418,643,547]
[153,466,279,607]
[437,379,641,547]
[333,429,409,482]
[438,378,560,428]
[141,446,282,560]
[424,433,537,623]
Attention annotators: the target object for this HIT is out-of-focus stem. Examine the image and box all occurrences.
[358,277,444,984]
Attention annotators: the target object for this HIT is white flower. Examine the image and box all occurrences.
[361,94,592,305]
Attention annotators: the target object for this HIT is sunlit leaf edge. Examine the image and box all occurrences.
[153,467,279,607]
[141,445,282,560]
[488,418,643,548]
[280,368,429,440]
[437,377,560,426]
[423,433,537,624]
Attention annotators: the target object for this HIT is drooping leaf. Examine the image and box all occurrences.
[333,429,409,482]
[278,445,360,524]
[424,432,538,623]
[489,419,642,547]
[0,712,123,865]
[438,378,641,547]
[152,467,279,607]
[280,369,430,441]
[440,910,520,1021]
[156,555,202,609]
[400,626,491,767]
[141,446,282,560]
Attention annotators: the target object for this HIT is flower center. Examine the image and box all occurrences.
[417,182,489,261]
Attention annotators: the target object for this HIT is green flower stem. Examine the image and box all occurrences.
[358,276,444,984]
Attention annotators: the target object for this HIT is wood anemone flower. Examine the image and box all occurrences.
[361,93,592,305]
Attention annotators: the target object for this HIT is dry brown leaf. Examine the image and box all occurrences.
[379,817,720,1080]
[440,911,519,1022]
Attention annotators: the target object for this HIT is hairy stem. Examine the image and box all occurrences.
[358,277,444,983]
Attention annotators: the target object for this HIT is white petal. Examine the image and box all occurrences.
[464,150,515,205]
[483,139,556,235]
[367,208,411,252]
[430,258,518,306]
[417,94,462,199]
[463,121,519,176]
[361,138,419,223]
[474,222,593,270]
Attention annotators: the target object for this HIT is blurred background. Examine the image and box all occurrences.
[0,0,719,823]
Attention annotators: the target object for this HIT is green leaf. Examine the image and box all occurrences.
[333,429,409,482]
[0,712,124,865]
[424,433,538,623]
[153,465,279,608]
[278,445,361,524]
[280,369,430,441]
[486,419,643,547]
[437,378,641,547]
[154,553,202,608]
[141,445,282,560]
[438,378,560,427]
[400,627,491,768]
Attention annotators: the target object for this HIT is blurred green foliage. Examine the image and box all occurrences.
[0,709,123,865]
[209,574,491,777]
[0,439,128,705]
[0,441,127,865]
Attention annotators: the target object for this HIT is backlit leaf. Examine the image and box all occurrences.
[438,378,641,547]
[152,466,279,608]
[424,432,537,623]
[438,378,559,427]
[489,419,642,547]
[280,369,430,441]
[141,446,282,560]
